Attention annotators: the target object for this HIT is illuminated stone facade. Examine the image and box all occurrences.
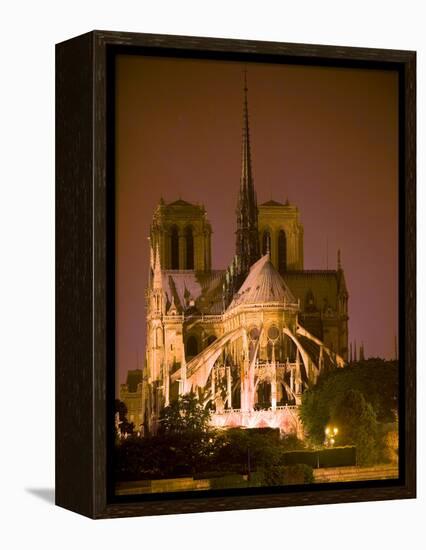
[258,200,304,272]
[142,78,349,435]
[150,199,212,272]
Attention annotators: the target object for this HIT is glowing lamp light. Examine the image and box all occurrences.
[324,425,339,447]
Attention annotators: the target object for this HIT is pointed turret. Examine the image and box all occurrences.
[153,242,162,290]
[149,242,164,316]
[235,70,260,279]
[336,248,348,315]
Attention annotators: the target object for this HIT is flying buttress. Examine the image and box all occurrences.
[170,326,245,392]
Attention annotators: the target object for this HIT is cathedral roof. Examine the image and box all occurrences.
[284,270,344,311]
[227,254,296,310]
[260,199,284,207]
[162,270,225,315]
[125,369,142,393]
[168,199,195,207]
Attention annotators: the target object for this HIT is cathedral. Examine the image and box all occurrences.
[142,76,349,436]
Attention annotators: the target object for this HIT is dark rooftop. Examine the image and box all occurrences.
[260,199,285,207]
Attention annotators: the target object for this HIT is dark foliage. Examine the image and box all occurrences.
[158,393,212,435]
[282,446,356,468]
[115,399,134,435]
[262,463,314,486]
[300,359,398,445]
[115,421,307,482]
[213,429,305,474]
[115,432,217,480]
[330,389,379,465]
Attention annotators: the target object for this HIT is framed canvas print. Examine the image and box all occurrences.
[55,31,416,519]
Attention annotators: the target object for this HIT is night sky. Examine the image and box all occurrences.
[115,54,398,388]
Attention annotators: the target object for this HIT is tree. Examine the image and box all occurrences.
[299,359,398,445]
[330,389,379,465]
[158,393,211,435]
[115,399,134,435]
[299,388,330,444]
[157,393,215,475]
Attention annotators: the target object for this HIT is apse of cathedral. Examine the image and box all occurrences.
[143,76,349,435]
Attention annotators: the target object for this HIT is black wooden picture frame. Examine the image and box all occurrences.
[55,30,416,519]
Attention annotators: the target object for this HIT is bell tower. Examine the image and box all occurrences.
[150,199,212,272]
[258,199,304,272]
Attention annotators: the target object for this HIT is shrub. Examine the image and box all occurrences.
[318,446,356,467]
[281,447,357,468]
[213,428,285,474]
[262,463,314,486]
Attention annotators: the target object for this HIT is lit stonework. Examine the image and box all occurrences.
[150,199,212,271]
[141,77,349,435]
[258,200,304,272]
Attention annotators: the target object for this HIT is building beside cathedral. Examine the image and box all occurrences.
[119,369,143,432]
[142,76,349,435]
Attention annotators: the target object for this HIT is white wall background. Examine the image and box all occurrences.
[0,1,424,548]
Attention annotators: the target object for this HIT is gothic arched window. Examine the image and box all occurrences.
[170,225,179,269]
[186,335,198,358]
[185,226,194,269]
[278,229,287,273]
[262,230,271,255]
[156,327,163,347]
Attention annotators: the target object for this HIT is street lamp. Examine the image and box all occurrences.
[324,425,338,447]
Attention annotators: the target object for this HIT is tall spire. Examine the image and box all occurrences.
[240,70,254,196]
[235,70,260,278]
